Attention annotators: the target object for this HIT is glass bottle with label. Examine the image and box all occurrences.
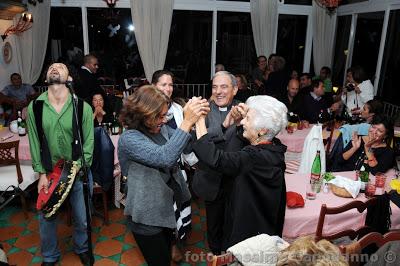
[111,112,120,135]
[306,150,322,200]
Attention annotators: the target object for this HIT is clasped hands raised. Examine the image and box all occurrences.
[183,97,210,125]
[222,103,249,128]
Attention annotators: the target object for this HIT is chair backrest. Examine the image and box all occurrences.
[315,197,378,242]
[339,231,400,255]
[0,140,22,184]
[207,253,235,266]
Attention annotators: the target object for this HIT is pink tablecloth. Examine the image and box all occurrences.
[0,129,31,160]
[283,170,400,239]
[277,126,338,153]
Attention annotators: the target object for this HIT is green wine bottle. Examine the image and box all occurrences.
[307,150,322,200]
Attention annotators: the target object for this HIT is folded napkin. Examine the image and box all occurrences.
[327,175,361,198]
[286,191,305,208]
[227,234,289,266]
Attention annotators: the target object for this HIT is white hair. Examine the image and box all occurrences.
[245,96,288,140]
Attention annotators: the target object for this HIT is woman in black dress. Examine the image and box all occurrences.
[193,95,288,249]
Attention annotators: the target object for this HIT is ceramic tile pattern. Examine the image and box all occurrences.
[0,200,210,265]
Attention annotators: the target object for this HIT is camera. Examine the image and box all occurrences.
[345,83,356,92]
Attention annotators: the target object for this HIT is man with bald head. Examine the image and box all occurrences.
[278,79,302,114]
[76,54,102,102]
[27,63,94,265]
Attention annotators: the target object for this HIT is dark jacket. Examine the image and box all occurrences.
[277,93,303,115]
[193,135,287,248]
[76,68,102,101]
[191,100,242,201]
[300,92,330,123]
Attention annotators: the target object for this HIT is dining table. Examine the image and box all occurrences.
[282,170,400,240]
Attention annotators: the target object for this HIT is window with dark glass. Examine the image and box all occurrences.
[378,9,400,104]
[332,15,351,86]
[351,11,384,82]
[38,7,84,85]
[276,14,307,73]
[216,11,257,78]
[165,11,212,84]
[87,7,144,85]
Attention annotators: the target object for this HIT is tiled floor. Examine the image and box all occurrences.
[0,199,209,265]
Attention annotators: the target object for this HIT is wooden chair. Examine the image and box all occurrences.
[0,140,38,218]
[93,183,110,225]
[339,231,400,266]
[315,197,378,242]
[207,252,235,266]
[66,182,110,226]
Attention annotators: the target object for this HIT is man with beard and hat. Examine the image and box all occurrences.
[27,63,94,266]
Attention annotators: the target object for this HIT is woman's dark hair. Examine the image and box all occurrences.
[151,70,174,84]
[365,99,383,115]
[351,65,368,84]
[91,89,110,113]
[119,85,170,131]
[371,114,394,145]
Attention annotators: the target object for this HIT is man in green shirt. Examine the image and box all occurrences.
[27,63,94,266]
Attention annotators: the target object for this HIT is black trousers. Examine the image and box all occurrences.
[205,188,231,255]
[132,229,172,266]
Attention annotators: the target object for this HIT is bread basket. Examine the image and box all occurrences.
[329,184,352,198]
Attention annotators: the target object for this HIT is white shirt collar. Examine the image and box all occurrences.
[310,92,321,101]
[81,66,92,74]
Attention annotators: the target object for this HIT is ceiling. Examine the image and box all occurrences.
[0,0,27,20]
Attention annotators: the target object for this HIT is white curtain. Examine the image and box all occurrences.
[250,0,278,57]
[130,0,174,82]
[312,1,337,73]
[14,1,50,84]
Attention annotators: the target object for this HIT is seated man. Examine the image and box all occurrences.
[300,79,340,124]
[278,78,302,115]
[0,73,37,121]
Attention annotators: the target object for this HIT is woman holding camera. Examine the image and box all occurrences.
[341,66,374,116]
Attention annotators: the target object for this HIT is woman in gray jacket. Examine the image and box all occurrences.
[118,85,209,266]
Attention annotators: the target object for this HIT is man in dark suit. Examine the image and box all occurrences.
[192,71,244,254]
[301,79,340,123]
[76,54,101,102]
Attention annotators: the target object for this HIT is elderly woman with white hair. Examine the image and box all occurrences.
[193,95,288,249]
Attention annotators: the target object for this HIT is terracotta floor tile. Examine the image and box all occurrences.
[192,215,200,225]
[199,208,206,217]
[0,226,24,241]
[95,258,120,266]
[108,209,125,222]
[10,211,34,224]
[27,218,39,231]
[186,230,204,245]
[124,232,136,245]
[91,216,104,228]
[14,232,40,249]
[94,239,123,257]
[60,251,81,266]
[99,223,126,239]
[182,246,209,265]
[7,250,34,265]
[121,248,146,266]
